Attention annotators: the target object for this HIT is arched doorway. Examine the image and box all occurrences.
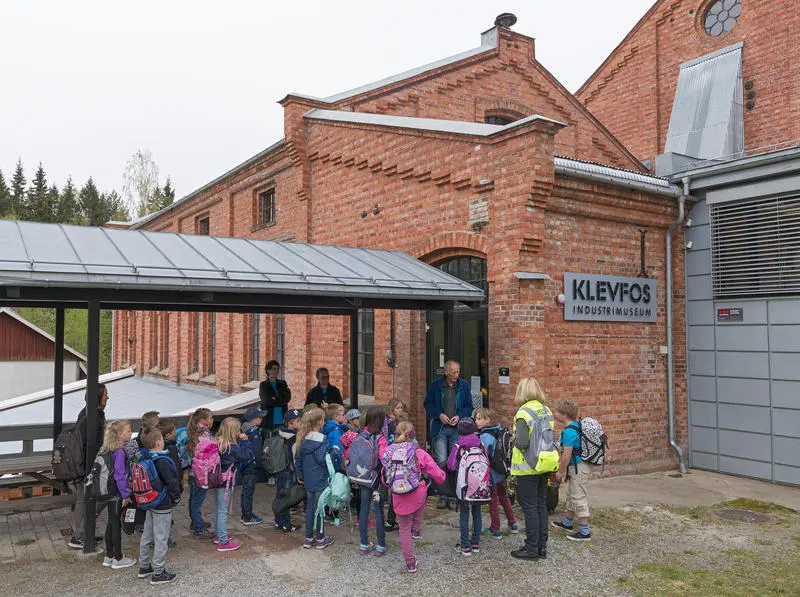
[426,256,489,407]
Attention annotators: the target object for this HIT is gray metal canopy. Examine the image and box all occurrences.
[0,220,483,312]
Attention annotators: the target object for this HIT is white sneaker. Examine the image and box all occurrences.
[110,555,137,570]
[102,556,113,567]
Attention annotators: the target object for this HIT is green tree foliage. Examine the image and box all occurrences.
[57,176,79,224]
[26,163,57,223]
[18,307,113,374]
[0,170,11,217]
[78,178,129,226]
[10,159,26,218]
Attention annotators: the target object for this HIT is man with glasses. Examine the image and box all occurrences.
[305,367,343,408]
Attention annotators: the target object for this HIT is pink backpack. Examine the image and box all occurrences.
[192,434,221,489]
[456,446,491,502]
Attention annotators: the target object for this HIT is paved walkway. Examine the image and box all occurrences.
[1,469,798,568]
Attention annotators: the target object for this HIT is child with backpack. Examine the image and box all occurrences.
[135,428,181,585]
[294,408,334,550]
[214,417,254,552]
[475,408,519,537]
[322,404,349,470]
[447,417,490,556]
[381,420,445,573]
[382,398,410,532]
[345,409,361,433]
[158,420,182,548]
[96,420,136,570]
[271,409,302,532]
[346,406,386,557]
[187,408,214,538]
[552,399,592,542]
[240,407,266,526]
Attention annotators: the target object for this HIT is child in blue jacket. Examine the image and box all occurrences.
[322,403,349,471]
[295,408,334,550]
[240,407,266,526]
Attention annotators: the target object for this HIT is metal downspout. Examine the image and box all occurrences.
[666,178,689,473]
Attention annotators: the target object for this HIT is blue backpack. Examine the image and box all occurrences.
[346,431,378,487]
[175,427,190,469]
[131,450,171,511]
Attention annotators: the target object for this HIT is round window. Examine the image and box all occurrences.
[703,0,742,36]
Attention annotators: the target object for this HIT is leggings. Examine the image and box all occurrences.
[105,500,123,560]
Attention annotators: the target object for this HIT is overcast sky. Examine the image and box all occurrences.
[0,0,654,211]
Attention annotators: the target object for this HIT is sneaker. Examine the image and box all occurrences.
[470,542,480,553]
[303,538,315,549]
[551,520,573,531]
[568,530,591,542]
[454,543,472,556]
[510,547,539,560]
[406,560,417,573]
[241,515,263,526]
[315,536,334,550]
[102,556,113,567]
[436,497,448,509]
[137,566,154,578]
[111,555,137,570]
[384,521,398,532]
[217,540,241,552]
[374,546,386,557]
[484,528,503,538]
[538,549,547,560]
[167,539,177,548]
[193,529,213,539]
[150,570,178,585]
[278,524,300,533]
[212,533,232,545]
[508,523,520,534]
[447,498,458,511]
[67,537,83,549]
[267,477,276,486]
[359,542,374,555]
[411,529,422,540]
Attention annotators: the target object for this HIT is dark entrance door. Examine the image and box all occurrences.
[426,256,489,408]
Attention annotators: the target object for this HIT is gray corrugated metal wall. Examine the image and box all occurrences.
[686,200,800,485]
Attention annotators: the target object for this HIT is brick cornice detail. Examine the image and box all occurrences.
[309,152,473,191]
[413,231,490,262]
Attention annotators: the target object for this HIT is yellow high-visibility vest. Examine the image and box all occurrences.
[510,400,559,476]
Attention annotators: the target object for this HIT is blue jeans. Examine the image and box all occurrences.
[188,475,208,533]
[433,425,459,467]
[214,487,231,544]
[459,501,482,547]
[359,486,386,548]
[240,473,257,519]
[305,489,323,540]
[274,471,294,528]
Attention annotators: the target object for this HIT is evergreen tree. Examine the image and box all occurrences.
[79,178,128,225]
[26,163,56,223]
[10,159,26,218]
[102,189,129,223]
[0,170,10,217]
[160,176,175,209]
[57,176,79,223]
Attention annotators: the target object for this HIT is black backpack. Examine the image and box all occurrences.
[480,427,513,478]
[85,451,117,500]
[52,426,85,481]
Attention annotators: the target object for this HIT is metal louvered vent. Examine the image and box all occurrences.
[711,194,800,298]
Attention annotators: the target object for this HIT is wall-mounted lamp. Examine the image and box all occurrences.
[686,240,694,250]
[557,293,566,304]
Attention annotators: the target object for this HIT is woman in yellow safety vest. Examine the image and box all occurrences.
[509,377,559,560]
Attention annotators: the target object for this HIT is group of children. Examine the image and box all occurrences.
[89,394,593,579]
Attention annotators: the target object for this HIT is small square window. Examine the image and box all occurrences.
[258,189,275,227]
[197,217,210,236]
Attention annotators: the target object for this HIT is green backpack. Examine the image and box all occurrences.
[315,454,352,533]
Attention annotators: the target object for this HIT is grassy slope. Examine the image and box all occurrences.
[17,307,113,374]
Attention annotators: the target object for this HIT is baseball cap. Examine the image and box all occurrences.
[244,407,267,422]
[284,409,302,424]
[345,408,361,421]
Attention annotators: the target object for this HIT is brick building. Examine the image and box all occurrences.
[115,14,689,473]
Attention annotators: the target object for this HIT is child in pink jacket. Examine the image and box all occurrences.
[380,421,445,573]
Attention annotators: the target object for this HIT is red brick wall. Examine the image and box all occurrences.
[577,0,800,162]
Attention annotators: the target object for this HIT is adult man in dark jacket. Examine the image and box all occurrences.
[67,383,108,550]
[305,367,343,408]
[260,360,292,431]
[423,360,472,509]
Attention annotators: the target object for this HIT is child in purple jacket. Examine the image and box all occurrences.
[447,417,485,556]
[99,420,137,570]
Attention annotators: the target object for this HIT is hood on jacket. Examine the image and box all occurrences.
[457,433,483,449]
[242,421,259,434]
[302,431,325,447]
[278,428,297,441]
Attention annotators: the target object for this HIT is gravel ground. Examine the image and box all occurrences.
[3,498,797,597]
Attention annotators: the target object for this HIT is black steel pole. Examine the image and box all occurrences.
[53,308,65,441]
[350,310,359,410]
[82,301,100,554]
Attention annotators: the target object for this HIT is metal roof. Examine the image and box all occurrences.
[665,43,744,161]
[0,307,87,361]
[305,109,566,137]
[554,156,681,196]
[0,220,484,310]
[288,28,498,104]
